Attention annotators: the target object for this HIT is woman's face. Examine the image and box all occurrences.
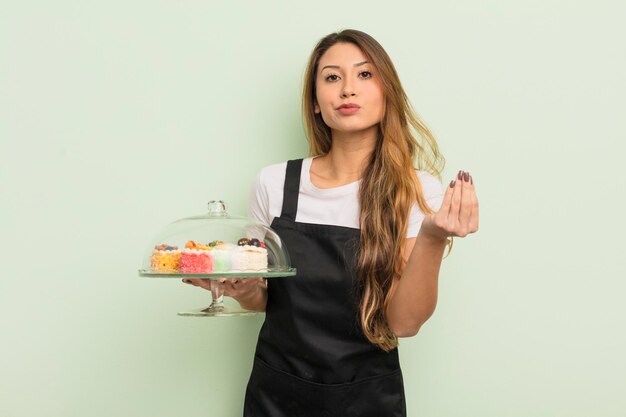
[315,42,384,135]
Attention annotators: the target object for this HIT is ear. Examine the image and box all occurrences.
[314,102,320,114]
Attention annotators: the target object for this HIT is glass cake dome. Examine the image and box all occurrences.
[139,200,296,317]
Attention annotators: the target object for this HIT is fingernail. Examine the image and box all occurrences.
[463,172,469,182]
[450,180,456,188]
[457,170,463,180]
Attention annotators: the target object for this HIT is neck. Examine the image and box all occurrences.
[315,126,378,184]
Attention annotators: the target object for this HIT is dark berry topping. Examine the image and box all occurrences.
[155,244,178,251]
[249,238,261,247]
[238,237,251,246]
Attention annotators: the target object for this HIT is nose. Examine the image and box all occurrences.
[341,88,356,98]
[341,79,356,98]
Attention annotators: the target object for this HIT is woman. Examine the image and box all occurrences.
[185,29,479,416]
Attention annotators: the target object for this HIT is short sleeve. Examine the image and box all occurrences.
[406,172,445,238]
[248,169,271,227]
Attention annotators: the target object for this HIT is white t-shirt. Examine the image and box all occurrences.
[248,157,444,238]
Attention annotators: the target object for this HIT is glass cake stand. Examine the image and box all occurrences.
[138,200,296,317]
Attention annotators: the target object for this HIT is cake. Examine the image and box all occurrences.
[179,240,214,273]
[150,244,181,272]
[211,241,235,272]
[149,238,268,273]
[231,238,268,272]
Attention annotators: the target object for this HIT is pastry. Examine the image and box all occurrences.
[150,244,181,272]
[179,240,214,273]
[232,237,268,271]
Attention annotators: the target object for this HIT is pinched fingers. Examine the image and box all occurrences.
[448,171,464,228]
[431,170,479,239]
[469,180,479,233]
[455,170,478,237]
[457,171,479,234]
[458,171,474,236]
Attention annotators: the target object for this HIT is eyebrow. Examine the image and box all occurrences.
[320,61,370,72]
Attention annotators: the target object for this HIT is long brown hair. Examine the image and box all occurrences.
[302,29,452,351]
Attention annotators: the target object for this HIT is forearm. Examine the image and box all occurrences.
[235,283,268,312]
[386,231,448,337]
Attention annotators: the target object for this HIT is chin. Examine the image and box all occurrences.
[330,121,379,134]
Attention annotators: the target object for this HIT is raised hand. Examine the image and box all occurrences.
[420,170,479,241]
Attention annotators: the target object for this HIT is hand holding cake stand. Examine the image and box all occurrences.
[138,200,296,317]
[178,272,263,317]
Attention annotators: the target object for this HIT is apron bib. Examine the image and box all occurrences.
[244,159,406,417]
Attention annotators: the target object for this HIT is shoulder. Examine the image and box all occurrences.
[249,160,301,226]
[255,161,288,187]
[248,161,287,226]
[250,160,292,203]
[254,158,312,192]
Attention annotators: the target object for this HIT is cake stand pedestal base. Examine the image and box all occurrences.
[177,306,259,317]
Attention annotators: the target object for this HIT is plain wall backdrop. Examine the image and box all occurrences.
[1,1,624,416]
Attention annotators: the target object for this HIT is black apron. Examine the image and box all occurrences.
[244,159,406,417]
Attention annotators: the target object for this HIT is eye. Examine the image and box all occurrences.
[359,71,372,79]
[324,73,340,82]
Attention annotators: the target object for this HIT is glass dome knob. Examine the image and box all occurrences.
[207,200,228,217]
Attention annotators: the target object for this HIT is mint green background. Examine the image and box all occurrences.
[1,1,624,416]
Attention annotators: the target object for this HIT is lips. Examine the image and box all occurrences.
[337,103,360,110]
[337,103,361,115]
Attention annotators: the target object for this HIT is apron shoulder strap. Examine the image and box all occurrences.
[280,159,303,222]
